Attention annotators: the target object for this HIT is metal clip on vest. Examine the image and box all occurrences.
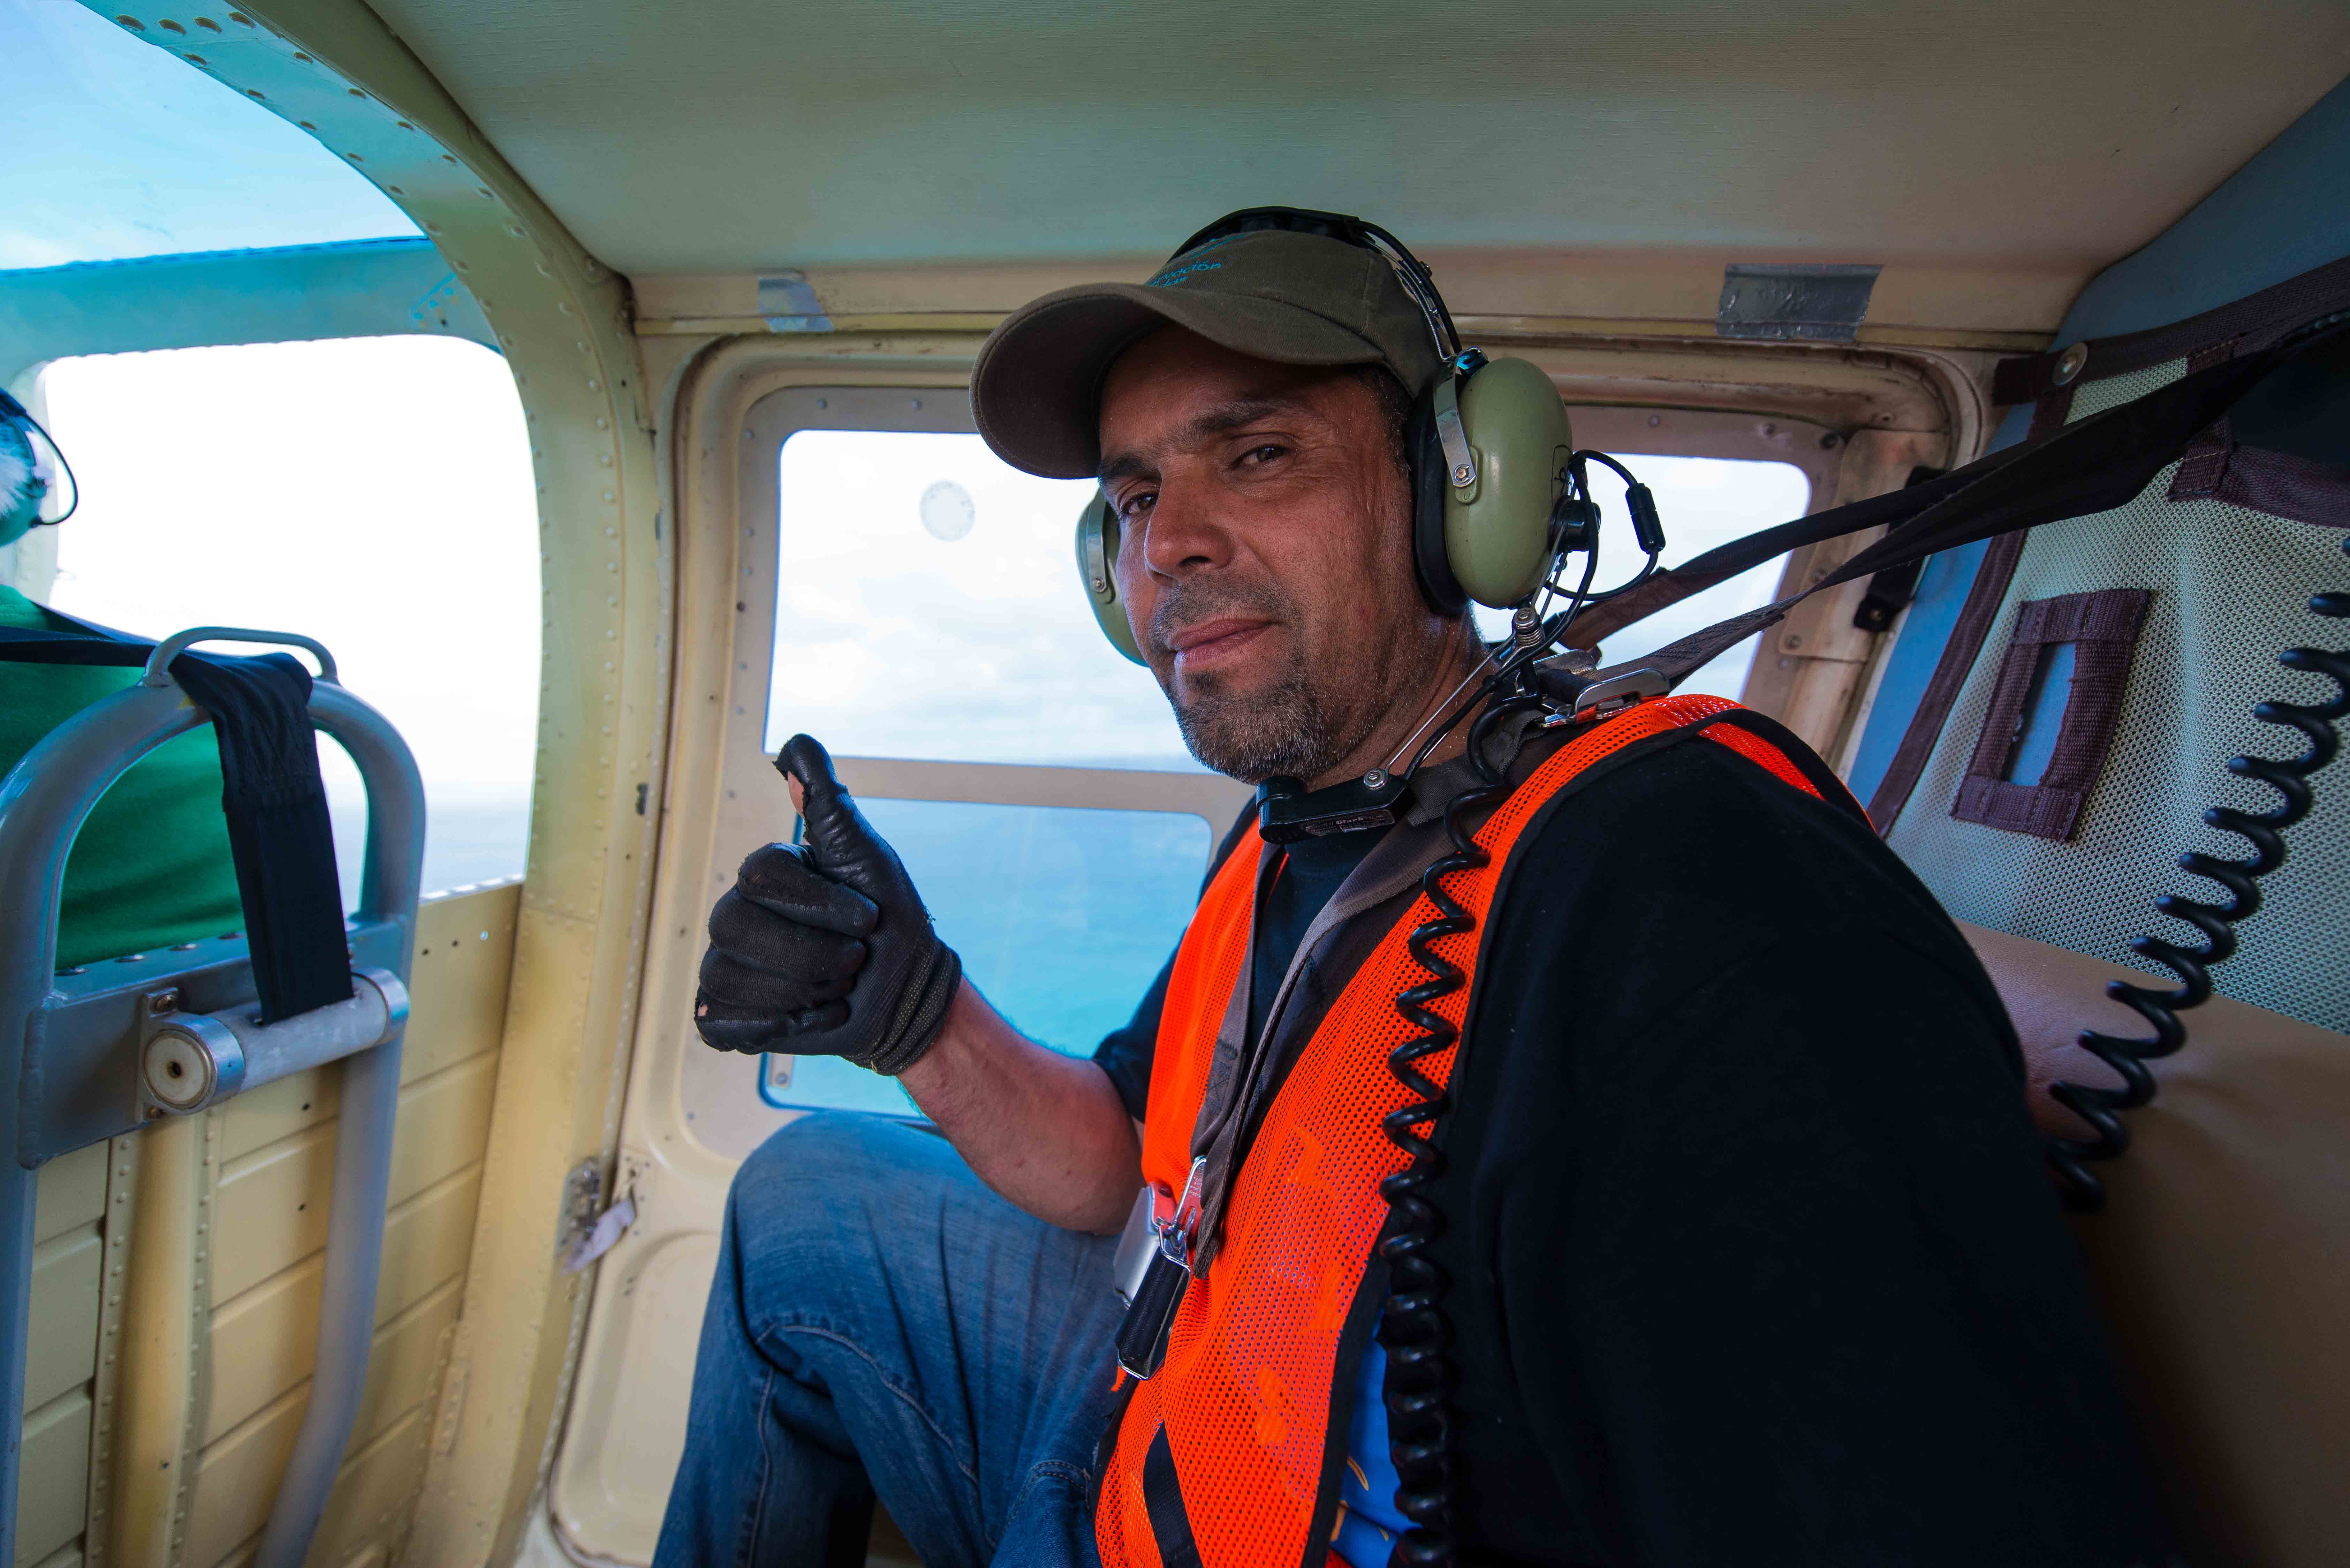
[0,627,424,1568]
[1529,650,1670,721]
[1113,1156,1204,1380]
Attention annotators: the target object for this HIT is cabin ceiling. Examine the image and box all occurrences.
[360,0,2350,328]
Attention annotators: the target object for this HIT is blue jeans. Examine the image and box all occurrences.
[654,1112,1128,1568]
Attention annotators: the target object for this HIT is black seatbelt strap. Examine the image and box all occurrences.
[0,615,352,1022]
[1141,1427,1204,1568]
[1563,308,2350,690]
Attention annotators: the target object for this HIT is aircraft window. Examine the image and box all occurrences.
[1470,455,1815,697]
[758,426,1207,1115]
[0,0,417,267]
[770,428,1193,768]
[32,336,539,897]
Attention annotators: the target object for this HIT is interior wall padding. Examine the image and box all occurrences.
[1889,355,2349,1032]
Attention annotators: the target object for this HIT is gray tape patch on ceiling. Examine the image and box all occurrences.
[1717,262,1884,342]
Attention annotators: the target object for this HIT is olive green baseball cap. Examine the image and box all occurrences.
[972,227,1445,480]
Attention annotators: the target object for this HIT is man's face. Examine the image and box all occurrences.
[1095,328,1455,785]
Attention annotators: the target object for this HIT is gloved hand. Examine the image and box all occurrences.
[695,734,963,1074]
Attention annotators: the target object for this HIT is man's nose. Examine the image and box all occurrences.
[1137,476,1234,581]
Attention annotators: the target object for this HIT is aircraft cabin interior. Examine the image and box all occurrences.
[0,1,2346,1565]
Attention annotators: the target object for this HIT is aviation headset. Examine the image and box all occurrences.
[1075,208,1575,665]
[0,391,76,547]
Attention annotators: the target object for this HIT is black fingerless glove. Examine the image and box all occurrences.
[695,735,962,1074]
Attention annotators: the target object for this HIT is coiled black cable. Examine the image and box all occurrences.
[2049,538,2350,1210]
[1378,690,1547,1565]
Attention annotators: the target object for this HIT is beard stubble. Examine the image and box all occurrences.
[1148,575,1454,786]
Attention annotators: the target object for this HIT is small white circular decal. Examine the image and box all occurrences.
[919,479,975,541]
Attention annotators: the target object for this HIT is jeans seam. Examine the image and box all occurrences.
[769,1321,983,1490]
[994,1458,1094,1561]
[738,1361,778,1568]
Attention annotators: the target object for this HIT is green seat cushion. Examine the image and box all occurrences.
[0,587,243,969]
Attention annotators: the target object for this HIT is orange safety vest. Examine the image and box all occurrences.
[1095,695,1855,1568]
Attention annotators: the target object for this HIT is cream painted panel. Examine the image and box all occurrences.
[31,1146,108,1246]
[14,1132,114,1560]
[24,1229,101,1415]
[302,1407,430,1567]
[26,1542,81,1568]
[547,1233,715,1555]
[182,1168,480,1564]
[185,1396,431,1568]
[210,1055,497,1307]
[202,1233,466,1446]
[16,1391,89,1568]
[219,1072,340,1169]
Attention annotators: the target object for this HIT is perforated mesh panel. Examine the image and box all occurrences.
[1889,357,2350,1029]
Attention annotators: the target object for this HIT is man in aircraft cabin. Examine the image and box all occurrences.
[658,212,2172,1568]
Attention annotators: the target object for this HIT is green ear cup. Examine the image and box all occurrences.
[1443,356,1573,608]
[1076,494,1148,665]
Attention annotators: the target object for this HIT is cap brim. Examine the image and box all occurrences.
[972,283,1391,479]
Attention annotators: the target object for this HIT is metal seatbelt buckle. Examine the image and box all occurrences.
[1114,1157,1204,1381]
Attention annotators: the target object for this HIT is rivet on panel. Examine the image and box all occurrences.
[292,50,311,60]
[229,10,251,20]
[297,119,316,130]
[346,87,365,97]
[600,454,612,467]
[443,153,458,164]
[194,15,219,28]
[244,88,264,99]
[476,186,494,199]
[346,152,365,162]
[115,16,145,31]
[385,184,403,195]
[603,491,615,503]
[157,18,184,33]
[181,52,205,63]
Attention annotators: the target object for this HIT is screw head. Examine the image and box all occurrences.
[1363,769,1388,790]
[2053,342,2090,386]
[1453,464,1473,483]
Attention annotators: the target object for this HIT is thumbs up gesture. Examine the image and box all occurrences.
[695,735,964,1074]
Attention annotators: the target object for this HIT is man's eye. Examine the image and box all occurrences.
[1116,491,1156,521]
[1237,443,1287,466]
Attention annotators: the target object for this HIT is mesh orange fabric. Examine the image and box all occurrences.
[1141,826,1263,1195]
[1100,695,1817,1568]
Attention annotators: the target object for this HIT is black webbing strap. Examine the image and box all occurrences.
[1575,307,2350,690]
[1141,1427,1204,1568]
[0,615,352,1022]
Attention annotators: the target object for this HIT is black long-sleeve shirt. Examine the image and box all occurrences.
[1093,725,2170,1565]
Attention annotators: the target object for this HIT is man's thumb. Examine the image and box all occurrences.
[775,734,871,878]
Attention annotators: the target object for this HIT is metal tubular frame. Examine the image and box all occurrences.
[0,667,424,1567]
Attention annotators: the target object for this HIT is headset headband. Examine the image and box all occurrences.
[1167,206,1466,370]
